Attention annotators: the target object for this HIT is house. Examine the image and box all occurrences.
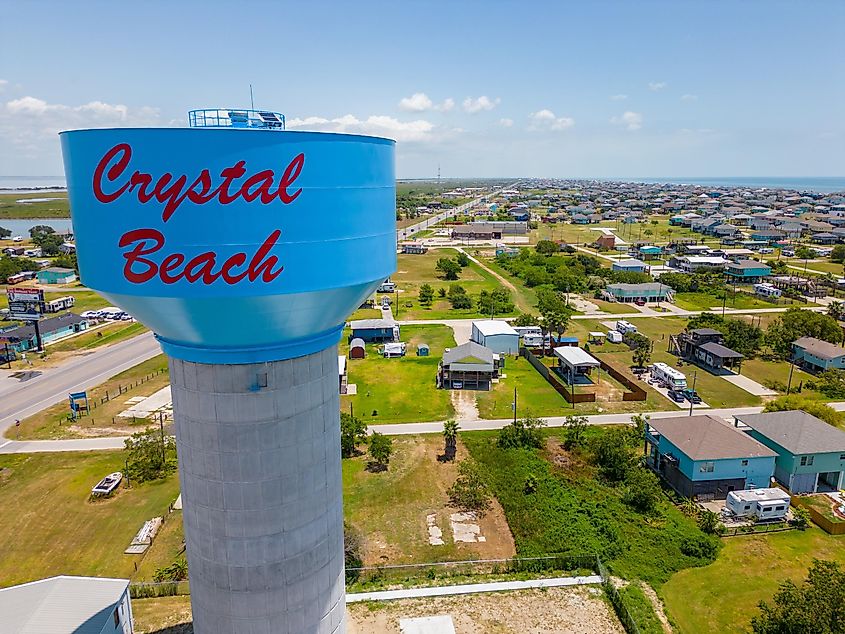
[670,255,728,272]
[735,410,845,493]
[810,232,840,245]
[401,242,428,254]
[451,221,528,240]
[349,317,399,343]
[338,355,348,394]
[606,282,672,303]
[677,328,744,373]
[725,260,771,283]
[553,346,600,384]
[645,415,777,499]
[471,320,519,355]
[750,228,786,244]
[348,338,366,359]
[791,337,845,372]
[35,267,77,285]
[638,245,662,259]
[0,313,89,353]
[0,575,134,634]
[611,258,647,273]
[437,341,499,390]
[594,234,616,251]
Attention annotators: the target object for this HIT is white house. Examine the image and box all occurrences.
[471,320,519,355]
[0,575,134,634]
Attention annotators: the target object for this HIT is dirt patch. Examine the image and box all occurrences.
[347,586,624,634]
[640,582,673,634]
[450,390,479,421]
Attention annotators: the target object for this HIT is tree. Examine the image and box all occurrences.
[29,225,55,238]
[418,283,434,306]
[340,412,367,458]
[795,245,815,262]
[512,313,539,327]
[828,301,845,321]
[622,468,662,514]
[752,560,845,634]
[447,284,473,309]
[831,245,845,264]
[448,460,492,517]
[697,509,722,534]
[436,258,461,280]
[813,368,845,398]
[455,251,471,267]
[442,419,459,461]
[368,432,393,471]
[31,231,64,255]
[438,287,447,298]
[535,239,559,256]
[0,226,10,239]
[124,428,176,483]
[629,332,652,368]
[537,288,573,353]
[0,255,39,284]
[497,416,547,449]
[764,395,844,426]
[591,428,634,481]
[477,288,514,316]
[563,415,588,449]
[767,308,843,356]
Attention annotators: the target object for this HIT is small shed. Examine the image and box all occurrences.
[417,343,430,356]
[349,338,366,359]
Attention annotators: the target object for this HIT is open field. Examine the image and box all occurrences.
[532,217,700,247]
[0,192,70,219]
[47,321,147,354]
[341,324,456,424]
[740,357,823,400]
[476,355,568,419]
[344,434,515,566]
[673,290,813,312]
[11,354,169,440]
[663,527,845,634]
[0,451,180,587]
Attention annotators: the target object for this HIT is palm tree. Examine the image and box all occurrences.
[828,300,845,322]
[442,420,459,461]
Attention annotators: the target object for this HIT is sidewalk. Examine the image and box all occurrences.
[346,574,602,603]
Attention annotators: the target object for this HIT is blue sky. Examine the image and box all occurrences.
[1,0,843,178]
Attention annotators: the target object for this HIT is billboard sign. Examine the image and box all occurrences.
[60,127,396,363]
[6,288,44,321]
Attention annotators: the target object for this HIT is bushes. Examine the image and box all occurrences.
[622,468,663,514]
[764,395,844,427]
[617,583,667,634]
[497,416,547,449]
[680,534,719,559]
[448,460,493,517]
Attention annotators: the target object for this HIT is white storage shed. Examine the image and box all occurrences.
[471,320,520,355]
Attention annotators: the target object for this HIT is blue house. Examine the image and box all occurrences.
[0,313,88,352]
[645,415,776,498]
[725,260,771,283]
[638,245,662,259]
[349,317,399,343]
[735,411,845,493]
[612,258,647,273]
[792,337,845,372]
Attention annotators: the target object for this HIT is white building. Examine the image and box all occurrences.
[725,488,791,521]
[0,575,133,634]
[471,320,519,354]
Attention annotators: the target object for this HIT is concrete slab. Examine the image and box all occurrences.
[118,385,172,418]
[400,616,456,634]
[720,373,778,396]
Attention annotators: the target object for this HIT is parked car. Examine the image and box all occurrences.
[759,247,773,254]
[682,389,702,404]
[667,389,685,403]
[782,249,795,257]
[634,298,646,306]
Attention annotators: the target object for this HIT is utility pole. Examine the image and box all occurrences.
[786,358,795,395]
[512,386,517,424]
[159,411,166,465]
[688,371,697,416]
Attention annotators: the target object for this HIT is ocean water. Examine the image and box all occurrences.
[620,177,845,194]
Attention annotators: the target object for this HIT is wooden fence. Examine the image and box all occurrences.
[599,359,647,402]
[791,496,845,535]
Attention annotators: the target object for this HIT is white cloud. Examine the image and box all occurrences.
[498,118,514,127]
[399,92,433,112]
[648,82,667,91]
[680,94,698,101]
[529,109,575,131]
[462,96,500,113]
[0,80,8,92]
[611,111,643,131]
[287,113,436,142]
[610,94,628,101]
[434,98,455,112]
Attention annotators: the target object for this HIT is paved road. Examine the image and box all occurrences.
[0,331,162,438]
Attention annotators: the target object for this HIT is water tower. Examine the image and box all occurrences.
[60,109,396,634]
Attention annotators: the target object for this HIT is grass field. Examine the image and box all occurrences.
[340,324,456,424]
[12,354,170,440]
[476,355,568,419]
[532,217,700,247]
[0,451,180,587]
[47,321,147,354]
[740,357,823,400]
[662,528,845,634]
[0,192,70,219]
[673,290,811,312]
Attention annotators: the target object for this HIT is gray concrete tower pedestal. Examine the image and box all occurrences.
[169,346,346,634]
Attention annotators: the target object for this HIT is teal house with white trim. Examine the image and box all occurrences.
[792,337,845,372]
[735,410,845,493]
[606,282,672,303]
[725,260,771,283]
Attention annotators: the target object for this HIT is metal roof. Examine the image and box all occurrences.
[648,415,776,461]
[0,575,129,634]
[349,318,395,330]
[553,346,600,367]
[472,320,518,337]
[735,410,845,455]
[699,341,744,359]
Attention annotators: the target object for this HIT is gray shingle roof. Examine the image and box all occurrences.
[699,341,744,359]
[442,341,494,365]
[735,410,845,455]
[649,415,776,461]
[793,337,845,361]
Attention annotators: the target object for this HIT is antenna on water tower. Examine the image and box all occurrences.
[250,84,255,110]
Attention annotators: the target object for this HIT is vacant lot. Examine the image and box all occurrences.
[476,355,568,419]
[663,528,845,634]
[0,192,70,218]
[341,324,456,424]
[0,451,180,587]
[344,434,515,566]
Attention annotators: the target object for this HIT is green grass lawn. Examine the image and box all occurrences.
[741,357,824,400]
[476,356,568,419]
[590,298,638,314]
[341,324,456,423]
[474,254,538,314]
[0,451,180,587]
[662,528,845,634]
[532,217,700,247]
[0,192,70,219]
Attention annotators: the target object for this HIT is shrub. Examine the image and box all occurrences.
[622,468,663,514]
[680,534,719,559]
[153,558,188,582]
[368,432,393,471]
[340,412,367,458]
[591,428,635,481]
[498,416,547,449]
[448,460,493,516]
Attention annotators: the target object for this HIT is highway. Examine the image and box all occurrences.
[0,331,162,438]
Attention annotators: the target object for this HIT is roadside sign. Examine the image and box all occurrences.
[6,288,44,321]
[6,288,44,302]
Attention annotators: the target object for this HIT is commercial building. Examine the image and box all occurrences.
[471,320,519,354]
[451,221,528,240]
[735,410,845,493]
[0,575,133,634]
[605,282,672,303]
[35,267,77,285]
[645,415,777,499]
[0,312,89,352]
[437,341,499,390]
[791,336,845,372]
